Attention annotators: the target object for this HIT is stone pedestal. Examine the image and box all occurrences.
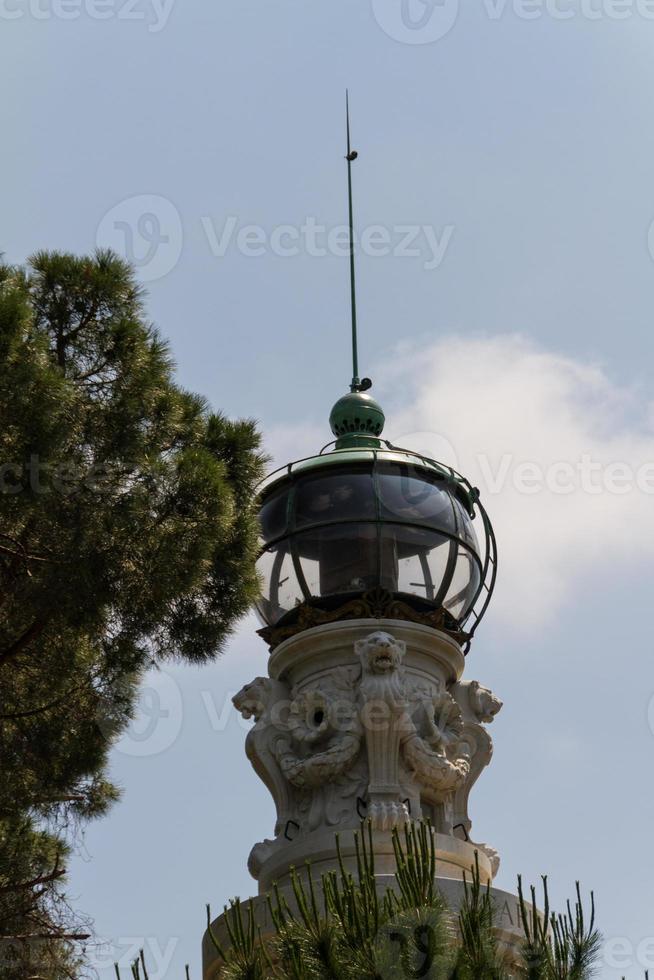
[203,619,506,978]
[203,877,526,980]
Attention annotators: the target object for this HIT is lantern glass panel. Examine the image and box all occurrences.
[256,541,304,622]
[295,524,379,598]
[260,487,290,543]
[380,525,454,603]
[294,470,376,529]
[377,466,456,532]
[443,549,481,619]
[452,496,479,551]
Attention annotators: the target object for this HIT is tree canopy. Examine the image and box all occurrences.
[0,250,266,978]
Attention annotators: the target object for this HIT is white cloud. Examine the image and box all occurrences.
[378,334,654,629]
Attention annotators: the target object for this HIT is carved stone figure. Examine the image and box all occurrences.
[355,631,411,829]
[233,669,366,867]
[451,679,503,873]
[468,680,503,724]
[275,677,365,833]
[232,677,295,836]
[279,688,361,789]
[234,630,502,883]
[232,677,299,877]
[403,690,470,805]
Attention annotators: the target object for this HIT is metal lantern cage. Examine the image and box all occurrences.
[254,440,497,652]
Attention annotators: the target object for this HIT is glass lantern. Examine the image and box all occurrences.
[255,443,496,649]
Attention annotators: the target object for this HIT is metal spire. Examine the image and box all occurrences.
[345,91,361,393]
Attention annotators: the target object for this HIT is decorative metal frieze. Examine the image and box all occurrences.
[257,588,470,650]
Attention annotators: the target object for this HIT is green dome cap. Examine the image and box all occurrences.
[329,391,385,441]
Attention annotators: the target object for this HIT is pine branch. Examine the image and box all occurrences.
[0,619,47,666]
[0,932,90,941]
[0,867,66,893]
[0,682,89,720]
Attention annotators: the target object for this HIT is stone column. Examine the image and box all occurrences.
[238,619,501,888]
[204,619,507,978]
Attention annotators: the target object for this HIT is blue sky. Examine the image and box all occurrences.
[2,1,654,977]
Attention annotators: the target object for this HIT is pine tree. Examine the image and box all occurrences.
[201,822,603,980]
[0,250,266,977]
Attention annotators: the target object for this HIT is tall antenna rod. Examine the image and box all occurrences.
[345,90,361,392]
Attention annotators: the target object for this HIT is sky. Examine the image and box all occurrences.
[2,1,654,977]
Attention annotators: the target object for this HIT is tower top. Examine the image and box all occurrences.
[329,390,385,443]
[251,98,498,654]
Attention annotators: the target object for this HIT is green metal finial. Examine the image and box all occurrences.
[329,390,385,447]
[345,90,360,393]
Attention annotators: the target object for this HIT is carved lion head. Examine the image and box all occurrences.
[232,677,272,721]
[470,680,503,724]
[355,631,406,675]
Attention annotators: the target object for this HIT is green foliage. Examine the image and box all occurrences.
[193,821,605,980]
[113,819,650,980]
[454,852,507,979]
[0,249,266,976]
[518,877,601,980]
[207,900,268,980]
